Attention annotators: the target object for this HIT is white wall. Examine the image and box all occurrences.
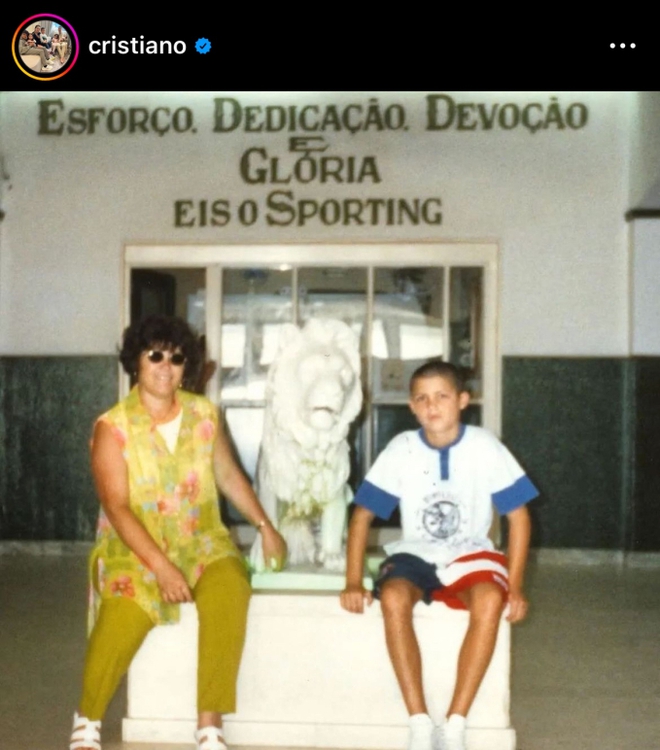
[0,91,633,356]
[631,219,660,355]
[629,91,660,208]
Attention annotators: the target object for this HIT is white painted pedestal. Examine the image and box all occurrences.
[123,585,516,749]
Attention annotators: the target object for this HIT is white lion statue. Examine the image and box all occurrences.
[250,318,363,572]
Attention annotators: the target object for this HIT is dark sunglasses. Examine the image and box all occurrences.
[146,350,186,366]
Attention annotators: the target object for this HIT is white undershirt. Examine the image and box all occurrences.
[156,409,183,453]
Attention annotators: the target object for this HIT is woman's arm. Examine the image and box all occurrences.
[92,420,193,603]
[212,417,287,570]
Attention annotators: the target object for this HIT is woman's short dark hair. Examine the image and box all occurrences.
[409,359,469,394]
[119,315,201,387]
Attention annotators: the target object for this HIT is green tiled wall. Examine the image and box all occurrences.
[502,358,630,550]
[0,357,117,540]
[630,358,660,551]
[1,355,659,550]
[503,357,660,552]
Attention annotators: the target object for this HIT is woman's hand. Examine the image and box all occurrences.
[152,557,193,604]
[259,523,287,572]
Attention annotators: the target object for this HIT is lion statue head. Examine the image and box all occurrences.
[252,318,363,570]
[267,318,362,450]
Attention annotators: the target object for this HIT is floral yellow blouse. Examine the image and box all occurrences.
[88,387,241,631]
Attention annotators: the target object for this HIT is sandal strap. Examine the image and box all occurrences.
[195,726,227,750]
[70,712,101,750]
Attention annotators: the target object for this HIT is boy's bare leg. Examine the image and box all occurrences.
[379,578,427,715]
[447,582,505,716]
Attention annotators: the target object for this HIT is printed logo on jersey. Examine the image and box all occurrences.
[420,492,461,539]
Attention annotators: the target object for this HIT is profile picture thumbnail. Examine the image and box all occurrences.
[13,14,78,80]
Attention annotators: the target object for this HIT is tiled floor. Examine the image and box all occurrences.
[1,551,658,750]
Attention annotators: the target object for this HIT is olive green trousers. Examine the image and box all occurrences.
[79,556,251,719]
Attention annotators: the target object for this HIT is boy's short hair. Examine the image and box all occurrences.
[409,359,469,394]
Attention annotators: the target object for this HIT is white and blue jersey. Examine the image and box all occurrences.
[354,425,538,568]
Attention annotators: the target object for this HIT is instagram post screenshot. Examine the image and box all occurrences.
[1,11,659,750]
[5,13,223,86]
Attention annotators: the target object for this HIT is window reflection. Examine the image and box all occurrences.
[372,267,444,400]
[298,267,367,356]
[449,267,483,397]
[220,268,293,402]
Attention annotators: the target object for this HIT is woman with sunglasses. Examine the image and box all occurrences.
[70,315,286,750]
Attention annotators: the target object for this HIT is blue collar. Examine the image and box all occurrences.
[417,424,466,481]
[417,423,466,451]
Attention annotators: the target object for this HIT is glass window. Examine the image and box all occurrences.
[130,267,206,330]
[372,267,444,404]
[127,245,496,530]
[220,268,293,402]
[298,266,368,352]
[449,267,484,399]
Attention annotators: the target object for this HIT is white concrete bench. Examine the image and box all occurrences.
[123,574,515,750]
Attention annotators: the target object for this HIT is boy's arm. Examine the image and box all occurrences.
[340,504,375,614]
[505,504,531,623]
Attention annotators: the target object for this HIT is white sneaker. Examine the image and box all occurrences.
[435,714,466,750]
[408,713,434,750]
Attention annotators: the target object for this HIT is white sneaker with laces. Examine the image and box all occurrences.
[408,713,435,750]
[436,714,466,750]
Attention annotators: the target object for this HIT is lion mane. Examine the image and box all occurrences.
[252,318,363,570]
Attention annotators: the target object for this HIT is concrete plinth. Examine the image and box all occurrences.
[123,574,515,749]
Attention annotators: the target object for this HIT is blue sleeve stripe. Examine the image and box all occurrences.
[492,475,539,514]
[353,480,399,520]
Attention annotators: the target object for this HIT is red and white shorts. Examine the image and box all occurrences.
[431,550,509,610]
[374,550,509,610]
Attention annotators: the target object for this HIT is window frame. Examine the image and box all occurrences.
[124,243,501,432]
[124,243,500,544]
